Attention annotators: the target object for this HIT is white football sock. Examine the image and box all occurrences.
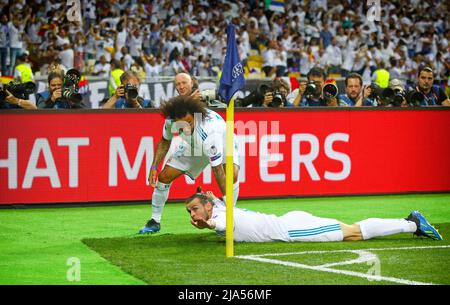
[222,182,240,206]
[233,181,239,206]
[151,181,171,223]
[357,218,417,240]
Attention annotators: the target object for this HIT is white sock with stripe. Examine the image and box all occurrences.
[357,218,417,240]
[151,181,171,223]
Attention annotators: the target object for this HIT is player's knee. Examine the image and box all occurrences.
[157,171,174,184]
[342,223,363,241]
[233,166,239,183]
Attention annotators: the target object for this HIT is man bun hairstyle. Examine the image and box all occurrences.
[160,95,208,120]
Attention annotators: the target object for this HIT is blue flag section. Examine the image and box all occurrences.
[218,23,245,105]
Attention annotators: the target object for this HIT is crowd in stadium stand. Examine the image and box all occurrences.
[0,0,450,110]
[0,0,449,82]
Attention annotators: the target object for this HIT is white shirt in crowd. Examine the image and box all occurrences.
[263,48,276,67]
[144,62,161,78]
[325,45,342,66]
[93,62,111,78]
[59,48,74,69]
[8,22,23,49]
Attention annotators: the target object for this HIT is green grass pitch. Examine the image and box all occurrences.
[0,194,449,285]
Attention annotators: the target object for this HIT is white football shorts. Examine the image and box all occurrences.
[164,136,240,180]
[280,211,344,242]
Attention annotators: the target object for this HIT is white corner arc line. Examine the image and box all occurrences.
[237,245,450,258]
[235,245,450,285]
[237,255,432,285]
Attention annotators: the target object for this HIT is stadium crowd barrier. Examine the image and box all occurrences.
[1,107,449,205]
[31,76,303,108]
[30,76,448,109]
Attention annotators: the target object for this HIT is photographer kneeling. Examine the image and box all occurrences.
[291,66,338,107]
[235,78,290,108]
[102,71,151,109]
[37,69,86,109]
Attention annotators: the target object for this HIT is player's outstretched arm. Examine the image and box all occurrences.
[190,217,216,230]
[212,165,226,197]
[148,137,172,186]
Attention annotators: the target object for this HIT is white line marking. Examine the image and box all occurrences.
[235,245,450,285]
[237,245,450,257]
[317,250,376,268]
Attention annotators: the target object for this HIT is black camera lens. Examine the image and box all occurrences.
[305,82,316,94]
[406,90,425,106]
[0,81,36,102]
[271,90,283,107]
[124,84,138,99]
[322,83,338,97]
[62,88,83,103]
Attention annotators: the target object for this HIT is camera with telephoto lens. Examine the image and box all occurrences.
[0,81,36,102]
[304,81,318,99]
[405,90,425,107]
[124,84,139,99]
[59,69,82,104]
[382,87,406,107]
[368,82,382,100]
[235,84,270,107]
[270,89,284,107]
[368,82,402,106]
[322,83,338,104]
[200,89,227,107]
[200,89,217,103]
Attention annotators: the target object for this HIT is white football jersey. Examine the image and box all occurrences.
[162,109,228,167]
[210,199,343,243]
[211,199,287,242]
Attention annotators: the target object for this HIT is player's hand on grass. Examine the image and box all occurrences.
[191,217,210,229]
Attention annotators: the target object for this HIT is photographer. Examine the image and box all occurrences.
[235,78,290,108]
[261,78,290,107]
[37,70,86,109]
[376,79,408,107]
[102,71,151,109]
[174,72,202,102]
[408,66,450,106]
[0,82,37,109]
[174,72,226,107]
[338,73,375,107]
[291,66,338,107]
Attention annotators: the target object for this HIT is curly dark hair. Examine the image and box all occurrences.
[160,95,208,120]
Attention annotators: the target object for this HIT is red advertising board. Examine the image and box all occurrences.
[1,109,449,205]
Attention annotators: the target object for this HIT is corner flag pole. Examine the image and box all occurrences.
[225,98,234,257]
[218,23,245,258]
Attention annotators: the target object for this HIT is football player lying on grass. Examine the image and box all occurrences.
[185,188,443,242]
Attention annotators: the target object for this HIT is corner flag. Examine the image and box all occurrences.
[218,23,245,258]
[218,23,245,104]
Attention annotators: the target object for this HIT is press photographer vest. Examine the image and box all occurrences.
[15,63,33,83]
[374,69,390,88]
[108,68,124,97]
